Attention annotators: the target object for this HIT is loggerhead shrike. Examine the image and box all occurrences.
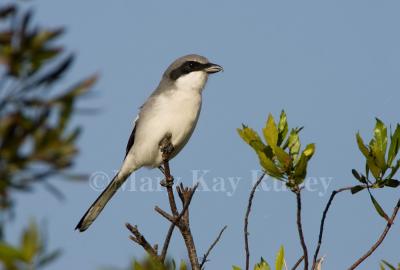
[76,54,222,232]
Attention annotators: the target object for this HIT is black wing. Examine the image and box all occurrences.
[125,118,138,158]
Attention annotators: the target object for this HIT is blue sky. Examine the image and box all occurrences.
[7,1,400,269]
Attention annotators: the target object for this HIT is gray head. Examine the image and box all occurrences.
[164,54,223,80]
[161,54,223,92]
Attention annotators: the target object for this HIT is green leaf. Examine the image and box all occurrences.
[20,221,40,262]
[351,169,361,181]
[381,260,396,270]
[366,158,381,180]
[32,28,64,48]
[369,192,390,221]
[384,179,400,188]
[263,114,278,146]
[370,139,386,172]
[387,124,400,167]
[179,260,187,270]
[287,129,301,159]
[67,74,98,96]
[254,257,271,270]
[257,151,283,179]
[0,242,26,262]
[58,98,73,131]
[232,266,242,270]
[238,126,266,152]
[37,249,62,267]
[34,54,74,85]
[356,132,369,158]
[293,153,308,184]
[133,261,144,270]
[272,146,291,171]
[351,169,367,184]
[388,159,400,179]
[277,110,288,146]
[303,143,316,160]
[0,5,16,19]
[275,246,285,270]
[350,185,365,194]
[374,118,388,158]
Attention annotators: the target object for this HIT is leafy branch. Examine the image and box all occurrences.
[0,3,97,212]
[237,112,399,270]
[238,111,315,270]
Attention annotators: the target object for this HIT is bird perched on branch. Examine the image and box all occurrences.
[76,54,223,232]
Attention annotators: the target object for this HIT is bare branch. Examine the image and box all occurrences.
[159,183,199,262]
[244,173,265,270]
[291,256,304,270]
[125,223,158,258]
[175,183,200,270]
[295,190,309,270]
[160,135,179,217]
[311,185,365,269]
[155,206,175,223]
[127,135,202,269]
[160,224,175,262]
[200,225,228,269]
[348,198,400,270]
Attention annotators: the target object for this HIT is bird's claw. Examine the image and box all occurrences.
[159,134,174,160]
[161,143,174,155]
[160,177,174,187]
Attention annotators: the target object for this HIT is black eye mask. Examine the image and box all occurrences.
[170,61,208,80]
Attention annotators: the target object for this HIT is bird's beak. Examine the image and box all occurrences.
[204,63,223,74]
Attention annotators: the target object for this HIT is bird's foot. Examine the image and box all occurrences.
[159,135,174,162]
[161,143,174,157]
[160,176,174,187]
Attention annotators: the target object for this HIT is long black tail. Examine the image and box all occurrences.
[75,173,128,232]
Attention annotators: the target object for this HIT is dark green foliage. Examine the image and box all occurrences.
[352,119,400,220]
[129,258,187,270]
[0,220,61,270]
[353,119,400,190]
[380,260,400,270]
[232,246,285,270]
[102,256,188,270]
[0,3,97,210]
[0,2,96,269]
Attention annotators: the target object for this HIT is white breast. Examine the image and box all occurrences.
[126,80,203,169]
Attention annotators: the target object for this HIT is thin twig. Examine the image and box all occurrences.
[291,256,304,270]
[295,190,309,270]
[156,183,201,270]
[155,183,200,227]
[348,198,400,270]
[160,135,179,217]
[311,185,364,269]
[175,184,201,270]
[244,173,265,270]
[160,224,175,262]
[158,135,201,270]
[158,183,201,261]
[200,225,228,269]
[131,135,203,270]
[155,206,174,223]
[125,223,158,258]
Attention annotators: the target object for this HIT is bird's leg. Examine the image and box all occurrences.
[158,133,179,217]
[159,133,174,187]
[160,135,174,160]
[158,166,165,175]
